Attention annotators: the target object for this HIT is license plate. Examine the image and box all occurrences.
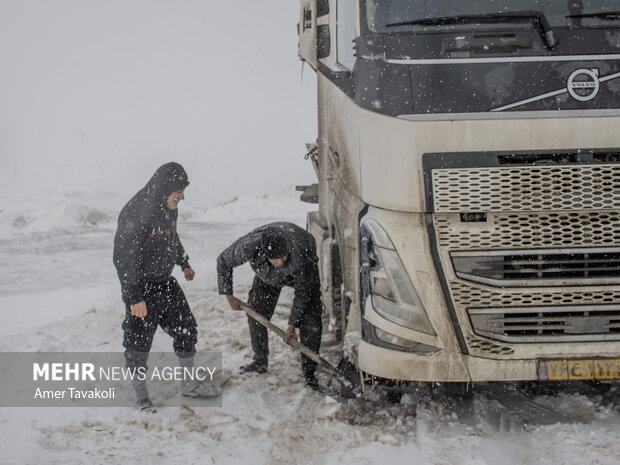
[539,359,620,381]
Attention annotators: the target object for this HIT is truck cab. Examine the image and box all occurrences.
[299,0,620,383]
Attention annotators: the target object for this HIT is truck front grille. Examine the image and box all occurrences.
[432,164,620,212]
[469,305,620,343]
[424,155,620,346]
[451,248,620,287]
[450,281,620,343]
[435,211,620,249]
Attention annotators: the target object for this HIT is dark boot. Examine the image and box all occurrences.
[135,397,157,414]
[239,360,268,374]
[304,374,320,391]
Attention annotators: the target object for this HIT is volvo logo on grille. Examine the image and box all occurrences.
[567,68,600,102]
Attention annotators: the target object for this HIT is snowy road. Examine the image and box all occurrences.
[0,186,618,465]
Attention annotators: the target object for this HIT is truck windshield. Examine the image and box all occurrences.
[364,0,620,33]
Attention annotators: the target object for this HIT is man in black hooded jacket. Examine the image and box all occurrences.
[217,222,322,389]
[114,162,220,410]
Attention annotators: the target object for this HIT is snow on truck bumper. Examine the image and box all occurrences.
[358,340,539,382]
[359,340,620,383]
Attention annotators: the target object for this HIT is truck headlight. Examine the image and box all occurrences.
[374,326,438,354]
[361,219,436,336]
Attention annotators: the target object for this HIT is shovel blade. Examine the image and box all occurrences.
[319,357,361,389]
[335,358,360,386]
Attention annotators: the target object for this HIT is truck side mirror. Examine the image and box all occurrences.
[299,0,319,69]
[317,0,329,16]
[299,0,352,79]
[317,25,331,59]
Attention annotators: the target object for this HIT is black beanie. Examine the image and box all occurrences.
[260,227,289,259]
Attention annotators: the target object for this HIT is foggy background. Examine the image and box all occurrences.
[0,0,318,205]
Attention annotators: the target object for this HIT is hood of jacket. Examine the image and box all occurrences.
[142,162,190,201]
[122,162,190,223]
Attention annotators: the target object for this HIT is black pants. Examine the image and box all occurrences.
[122,277,198,369]
[247,276,322,378]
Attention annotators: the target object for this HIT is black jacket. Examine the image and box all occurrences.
[217,222,321,327]
[113,162,191,306]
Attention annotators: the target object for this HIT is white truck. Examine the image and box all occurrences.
[298,0,620,385]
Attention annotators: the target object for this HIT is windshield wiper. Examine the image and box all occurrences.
[386,11,558,50]
[566,11,620,20]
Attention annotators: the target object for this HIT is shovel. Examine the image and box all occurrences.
[239,303,361,398]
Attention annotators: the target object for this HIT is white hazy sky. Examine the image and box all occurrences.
[0,1,317,205]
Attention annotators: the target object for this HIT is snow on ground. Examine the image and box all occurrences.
[0,185,618,465]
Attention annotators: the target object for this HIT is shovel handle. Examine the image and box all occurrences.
[239,304,321,364]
